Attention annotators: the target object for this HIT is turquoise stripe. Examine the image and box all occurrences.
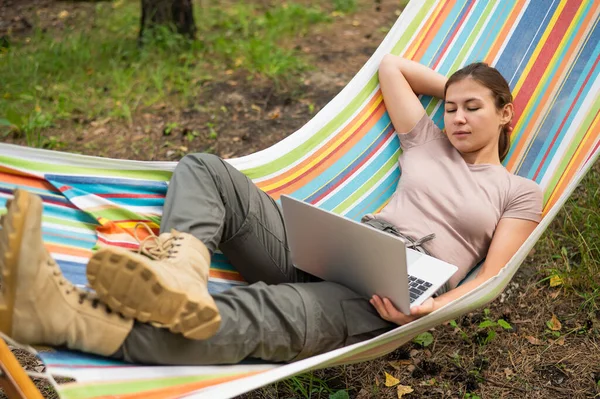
[505,0,593,164]
[288,116,391,202]
[437,1,487,75]
[525,37,600,179]
[321,139,398,212]
[470,0,515,64]
[347,168,401,221]
[420,1,465,66]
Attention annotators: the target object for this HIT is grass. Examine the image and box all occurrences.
[0,0,332,146]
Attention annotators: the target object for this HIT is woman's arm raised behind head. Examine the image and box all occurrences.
[378,55,447,134]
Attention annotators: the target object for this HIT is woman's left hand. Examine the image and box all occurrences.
[370,295,436,325]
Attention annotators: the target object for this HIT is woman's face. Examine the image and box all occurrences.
[443,77,512,162]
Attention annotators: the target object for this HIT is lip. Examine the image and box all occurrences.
[452,130,471,136]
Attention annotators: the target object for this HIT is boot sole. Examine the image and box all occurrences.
[87,249,221,340]
[0,190,31,336]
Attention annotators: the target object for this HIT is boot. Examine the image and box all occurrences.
[0,189,133,356]
[86,226,221,340]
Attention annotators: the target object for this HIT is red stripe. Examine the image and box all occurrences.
[512,0,580,122]
[266,101,386,195]
[585,138,600,165]
[533,57,599,180]
[96,236,138,250]
[432,0,476,69]
[312,127,396,204]
[411,0,452,60]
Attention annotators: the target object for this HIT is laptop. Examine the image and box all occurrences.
[280,195,458,315]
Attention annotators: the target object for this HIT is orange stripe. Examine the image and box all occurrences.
[256,93,383,191]
[505,2,595,171]
[266,100,388,199]
[0,171,57,192]
[91,371,265,399]
[408,0,453,61]
[46,243,93,259]
[209,269,244,282]
[483,0,527,64]
[545,111,600,213]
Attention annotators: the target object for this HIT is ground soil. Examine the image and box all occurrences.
[1,1,599,398]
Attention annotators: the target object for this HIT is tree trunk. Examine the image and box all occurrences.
[139,0,196,42]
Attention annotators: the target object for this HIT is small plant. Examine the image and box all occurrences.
[333,0,358,13]
[475,308,512,345]
[449,319,470,342]
[412,331,434,347]
[206,122,218,139]
[163,122,179,136]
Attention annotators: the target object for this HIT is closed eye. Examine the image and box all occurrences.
[467,107,480,111]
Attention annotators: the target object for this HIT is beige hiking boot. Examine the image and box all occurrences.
[0,189,133,356]
[86,225,221,340]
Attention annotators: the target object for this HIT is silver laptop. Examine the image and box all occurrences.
[280,195,457,315]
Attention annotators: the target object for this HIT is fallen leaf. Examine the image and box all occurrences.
[388,360,412,370]
[526,335,543,345]
[550,336,565,346]
[269,107,281,119]
[251,104,262,112]
[547,314,562,331]
[58,10,69,19]
[550,290,560,299]
[397,384,414,398]
[504,368,514,379]
[352,20,361,27]
[549,275,563,287]
[384,371,400,387]
[375,376,380,387]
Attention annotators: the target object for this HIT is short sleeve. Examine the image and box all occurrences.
[502,177,543,223]
[398,113,447,149]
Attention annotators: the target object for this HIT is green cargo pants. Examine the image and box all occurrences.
[111,153,394,365]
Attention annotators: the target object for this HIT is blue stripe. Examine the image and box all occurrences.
[347,166,401,221]
[435,0,483,75]
[420,1,467,66]
[524,34,600,179]
[287,113,392,201]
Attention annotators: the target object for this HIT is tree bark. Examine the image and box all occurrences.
[139,0,196,42]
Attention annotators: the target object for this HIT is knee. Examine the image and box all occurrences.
[179,153,221,168]
[174,153,222,177]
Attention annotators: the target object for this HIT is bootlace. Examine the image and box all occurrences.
[48,258,119,316]
[133,222,182,260]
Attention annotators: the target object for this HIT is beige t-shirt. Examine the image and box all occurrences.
[365,114,543,289]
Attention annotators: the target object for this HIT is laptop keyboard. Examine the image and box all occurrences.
[408,275,433,303]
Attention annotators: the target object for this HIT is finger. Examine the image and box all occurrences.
[371,296,389,319]
[382,297,400,315]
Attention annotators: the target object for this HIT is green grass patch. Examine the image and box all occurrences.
[0,1,333,145]
[539,164,600,310]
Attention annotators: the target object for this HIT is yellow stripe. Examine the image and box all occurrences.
[404,0,446,59]
[260,96,383,192]
[545,112,600,208]
[512,1,589,171]
[512,0,568,98]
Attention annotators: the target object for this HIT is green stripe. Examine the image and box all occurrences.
[542,93,600,204]
[241,77,380,178]
[0,156,173,181]
[241,1,434,179]
[58,373,242,399]
[44,215,99,229]
[391,0,438,55]
[448,0,496,73]
[333,150,400,213]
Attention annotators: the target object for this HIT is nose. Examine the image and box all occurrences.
[453,109,466,125]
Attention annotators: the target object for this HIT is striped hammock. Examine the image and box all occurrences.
[1,0,599,398]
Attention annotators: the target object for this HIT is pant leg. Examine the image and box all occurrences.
[112,281,394,365]
[161,153,316,285]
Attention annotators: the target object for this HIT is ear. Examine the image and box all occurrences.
[500,103,513,125]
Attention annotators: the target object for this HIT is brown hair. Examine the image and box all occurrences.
[444,62,513,162]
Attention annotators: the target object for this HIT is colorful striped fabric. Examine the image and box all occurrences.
[1,0,598,397]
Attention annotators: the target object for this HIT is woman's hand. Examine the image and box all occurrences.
[370,295,437,325]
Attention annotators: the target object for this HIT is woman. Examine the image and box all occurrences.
[0,56,542,365]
